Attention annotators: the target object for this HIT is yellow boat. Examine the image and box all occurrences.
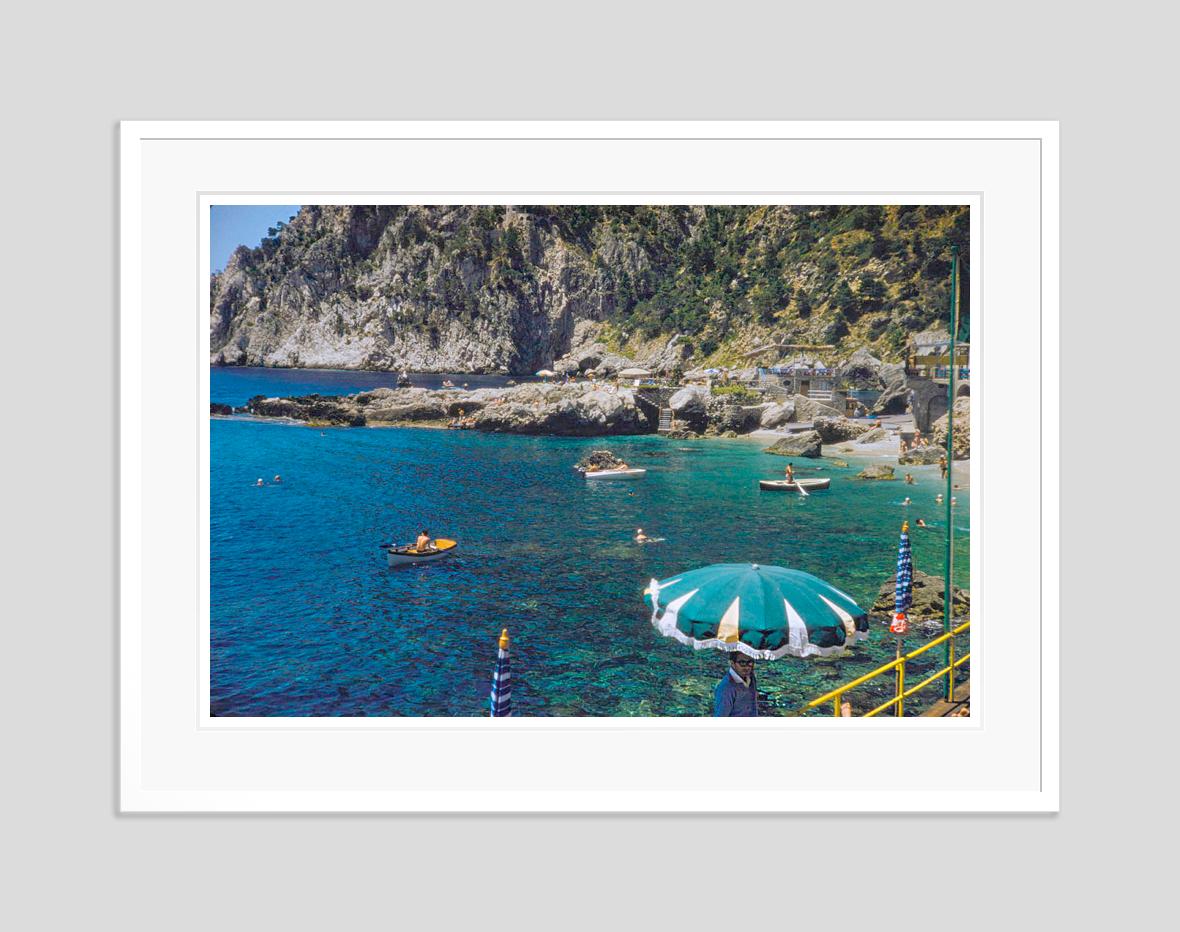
[385,538,458,566]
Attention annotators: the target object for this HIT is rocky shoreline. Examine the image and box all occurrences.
[213,379,946,444]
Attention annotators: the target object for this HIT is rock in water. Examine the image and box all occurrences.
[762,431,823,458]
[575,450,628,472]
[871,569,969,620]
[856,427,888,443]
[855,464,896,480]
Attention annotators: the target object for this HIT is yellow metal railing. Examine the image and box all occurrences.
[803,621,971,717]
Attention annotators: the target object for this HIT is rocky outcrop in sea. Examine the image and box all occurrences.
[240,382,648,436]
[871,569,970,622]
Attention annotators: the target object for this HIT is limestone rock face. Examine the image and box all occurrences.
[763,431,823,458]
[874,363,911,414]
[704,397,762,434]
[855,464,896,480]
[856,426,888,443]
[471,386,646,436]
[837,348,884,386]
[641,334,690,374]
[931,396,970,459]
[210,206,639,374]
[788,394,844,421]
[669,386,710,431]
[211,205,968,373]
[759,401,797,429]
[899,444,944,465]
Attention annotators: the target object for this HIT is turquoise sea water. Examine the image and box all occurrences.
[211,369,970,717]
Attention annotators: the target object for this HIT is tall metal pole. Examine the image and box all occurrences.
[943,246,959,698]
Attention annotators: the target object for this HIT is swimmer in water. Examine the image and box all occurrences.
[255,478,264,487]
[936,493,943,504]
[635,528,649,543]
[916,518,928,528]
[273,475,282,483]
[950,497,958,507]
[904,473,914,485]
[903,497,911,506]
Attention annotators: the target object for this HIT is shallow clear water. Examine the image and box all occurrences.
[211,370,970,718]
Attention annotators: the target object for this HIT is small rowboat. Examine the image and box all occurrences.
[759,478,831,492]
[385,538,458,566]
[584,468,647,480]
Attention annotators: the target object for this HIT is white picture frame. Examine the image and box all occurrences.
[120,120,1058,812]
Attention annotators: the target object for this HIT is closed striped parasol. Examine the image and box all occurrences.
[891,522,913,634]
[645,563,869,660]
[489,628,512,717]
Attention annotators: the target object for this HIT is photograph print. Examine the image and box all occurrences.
[209,203,971,718]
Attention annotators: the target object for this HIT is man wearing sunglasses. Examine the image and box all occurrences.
[714,653,758,716]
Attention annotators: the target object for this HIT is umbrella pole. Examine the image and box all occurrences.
[895,635,905,717]
[943,245,959,700]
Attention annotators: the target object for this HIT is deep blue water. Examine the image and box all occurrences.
[212,366,535,408]
[211,369,970,717]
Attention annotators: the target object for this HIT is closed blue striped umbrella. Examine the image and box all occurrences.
[895,523,914,616]
[489,628,512,717]
[890,522,913,635]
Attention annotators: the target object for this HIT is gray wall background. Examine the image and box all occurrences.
[4,1,1168,928]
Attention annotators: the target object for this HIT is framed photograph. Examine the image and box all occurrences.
[120,121,1058,811]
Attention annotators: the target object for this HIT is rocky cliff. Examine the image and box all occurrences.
[211,205,968,373]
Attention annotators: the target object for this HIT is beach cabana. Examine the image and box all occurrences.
[645,563,868,660]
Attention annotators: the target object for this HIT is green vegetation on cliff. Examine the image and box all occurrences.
[211,204,967,372]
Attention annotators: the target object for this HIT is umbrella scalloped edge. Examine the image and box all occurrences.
[651,608,866,660]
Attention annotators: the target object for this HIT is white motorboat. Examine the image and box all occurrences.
[584,468,647,480]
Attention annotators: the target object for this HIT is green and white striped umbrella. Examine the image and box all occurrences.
[645,563,869,660]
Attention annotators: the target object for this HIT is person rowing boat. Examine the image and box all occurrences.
[414,529,435,552]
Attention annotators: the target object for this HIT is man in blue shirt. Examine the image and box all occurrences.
[714,654,758,716]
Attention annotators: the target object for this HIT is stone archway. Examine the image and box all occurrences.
[956,382,971,398]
